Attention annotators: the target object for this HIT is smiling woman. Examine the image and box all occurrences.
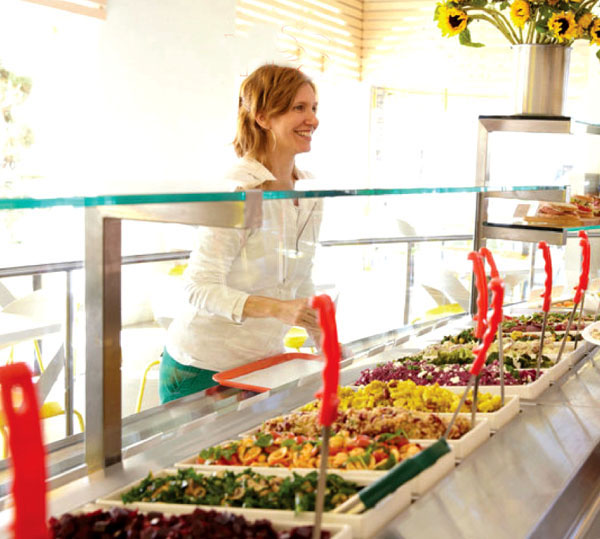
[161,64,324,404]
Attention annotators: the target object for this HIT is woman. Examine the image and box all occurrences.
[160,64,322,404]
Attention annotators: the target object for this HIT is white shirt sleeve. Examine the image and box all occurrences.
[182,226,250,323]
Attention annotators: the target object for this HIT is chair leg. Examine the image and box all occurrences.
[0,427,8,459]
[135,360,161,413]
[33,340,44,373]
[73,409,85,433]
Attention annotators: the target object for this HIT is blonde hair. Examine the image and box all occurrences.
[233,64,316,168]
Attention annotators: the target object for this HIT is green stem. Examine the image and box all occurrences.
[526,8,537,44]
[467,12,517,44]
[491,8,522,43]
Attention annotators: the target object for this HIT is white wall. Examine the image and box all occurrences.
[0,1,370,194]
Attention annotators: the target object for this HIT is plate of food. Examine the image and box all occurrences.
[582,321,600,347]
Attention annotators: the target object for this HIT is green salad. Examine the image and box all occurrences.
[121,468,361,512]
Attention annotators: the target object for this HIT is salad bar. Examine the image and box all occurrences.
[32,294,598,538]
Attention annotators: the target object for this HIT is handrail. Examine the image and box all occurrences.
[0,251,192,278]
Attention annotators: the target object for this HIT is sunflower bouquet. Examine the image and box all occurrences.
[434,0,600,59]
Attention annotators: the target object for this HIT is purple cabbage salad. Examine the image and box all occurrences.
[354,359,541,387]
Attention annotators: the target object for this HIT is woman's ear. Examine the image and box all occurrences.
[255,112,270,130]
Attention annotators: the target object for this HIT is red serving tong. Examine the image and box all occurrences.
[557,231,590,361]
[479,247,506,405]
[469,251,488,340]
[0,363,47,538]
[444,277,504,437]
[471,278,505,376]
[536,241,553,377]
[468,251,489,422]
[310,294,341,539]
[573,231,591,350]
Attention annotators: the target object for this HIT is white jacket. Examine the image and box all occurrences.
[166,156,322,371]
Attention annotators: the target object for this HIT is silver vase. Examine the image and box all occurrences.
[512,44,571,116]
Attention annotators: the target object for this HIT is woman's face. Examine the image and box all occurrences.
[267,83,319,157]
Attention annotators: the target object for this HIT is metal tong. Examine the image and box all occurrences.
[310,294,341,539]
[479,247,506,406]
[468,251,488,425]
[536,241,552,378]
[443,277,505,439]
[556,231,590,363]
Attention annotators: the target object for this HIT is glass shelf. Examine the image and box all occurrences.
[0,184,565,210]
[484,221,600,233]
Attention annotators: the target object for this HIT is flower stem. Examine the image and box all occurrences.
[490,8,522,43]
[467,12,517,44]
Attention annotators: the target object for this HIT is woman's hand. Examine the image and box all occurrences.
[243,296,321,333]
[273,298,320,332]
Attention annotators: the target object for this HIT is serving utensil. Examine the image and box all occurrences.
[556,231,590,363]
[310,294,341,539]
[536,241,552,378]
[0,362,47,538]
[468,251,488,425]
[479,247,506,406]
[443,277,504,440]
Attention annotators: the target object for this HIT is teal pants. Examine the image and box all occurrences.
[159,348,219,404]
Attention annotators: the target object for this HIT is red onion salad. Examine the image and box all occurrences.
[48,507,331,539]
[354,359,541,387]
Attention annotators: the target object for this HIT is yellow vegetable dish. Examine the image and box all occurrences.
[301,380,502,414]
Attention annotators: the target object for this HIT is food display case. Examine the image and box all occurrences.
[1,182,600,538]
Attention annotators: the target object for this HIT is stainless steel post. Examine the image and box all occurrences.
[85,208,122,470]
[403,242,414,325]
[64,270,74,436]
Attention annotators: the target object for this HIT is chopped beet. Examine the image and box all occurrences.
[48,507,331,538]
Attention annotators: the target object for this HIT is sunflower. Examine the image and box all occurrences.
[437,5,469,37]
[548,11,580,42]
[510,0,530,28]
[578,12,593,31]
[591,19,600,45]
[546,0,559,6]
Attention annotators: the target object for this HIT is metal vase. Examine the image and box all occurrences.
[513,45,571,116]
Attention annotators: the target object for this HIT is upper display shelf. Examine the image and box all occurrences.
[478,115,600,135]
[0,185,565,211]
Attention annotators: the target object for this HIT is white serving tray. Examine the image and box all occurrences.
[58,503,352,539]
[293,391,519,433]
[175,448,456,499]
[416,418,490,461]
[441,394,520,433]
[441,370,550,400]
[96,468,411,539]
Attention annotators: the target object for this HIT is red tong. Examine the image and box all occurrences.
[472,278,505,376]
[479,247,506,404]
[310,294,341,539]
[0,363,47,538]
[574,231,590,305]
[311,294,341,427]
[538,241,553,314]
[468,251,488,340]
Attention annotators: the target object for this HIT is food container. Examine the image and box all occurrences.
[96,468,411,539]
[52,504,352,539]
[176,447,457,498]
[441,371,550,400]
[414,419,490,461]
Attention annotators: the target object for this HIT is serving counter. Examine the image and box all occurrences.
[8,317,599,538]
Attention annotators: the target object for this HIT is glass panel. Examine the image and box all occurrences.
[0,184,564,210]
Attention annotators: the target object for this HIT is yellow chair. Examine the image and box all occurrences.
[1,400,85,459]
[135,359,161,413]
[284,326,316,353]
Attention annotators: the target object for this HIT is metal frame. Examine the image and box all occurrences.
[469,114,586,314]
[83,193,263,470]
